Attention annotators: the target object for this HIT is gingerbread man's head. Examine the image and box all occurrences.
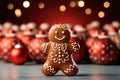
[48,24,71,43]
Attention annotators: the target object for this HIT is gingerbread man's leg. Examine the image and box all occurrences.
[61,62,78,76]
[41,63,59,76]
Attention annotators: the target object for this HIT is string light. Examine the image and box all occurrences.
[85,8,92,15]
[38,2,45,9]
[98,11,105,18]
[15,9,22,17]
[59,5,66,12]
[69,1,76,8]
[7,3,14,10]
[78,0,85,8]
[103,1,110,8]
[23,1,30,8]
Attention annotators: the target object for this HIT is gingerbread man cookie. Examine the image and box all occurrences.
[41,24,80,76]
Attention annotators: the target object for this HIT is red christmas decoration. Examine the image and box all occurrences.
[21,28,35,45]
[16,23,27,40]
[70,30,87,63]
[89,31,119,65]
[28,30,48,63]
[39,23,50,33]
[74,24,86,40]
[86,20,100,37]
[10,42,28,65]
[1,29,28,63]
[86,30,99,48]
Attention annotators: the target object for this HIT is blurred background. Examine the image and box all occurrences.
[0,0,120,26]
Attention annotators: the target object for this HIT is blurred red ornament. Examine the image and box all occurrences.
[74,24,86,40]
[1,29,26,62]
[10,42,28,65]
[70,30,87,63]
[86,20,100,37]
[89,31,119,65]
[86,30,99,48]
[21,28,35,45]
[2,22,12,36]
[39,23,50,34]
[28,30,48,63]
[16,23,27,40]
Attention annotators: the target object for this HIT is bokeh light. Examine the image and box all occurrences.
[38,2,45,9]
[59,5,66,12]
[78,0,85,7]
[7,3,14,10]
[69,1,76,8]
[15,9,22,17]
[103,1,110,8]
[98,11,105,18]
[23,1,30,8]
[85,8,92,15]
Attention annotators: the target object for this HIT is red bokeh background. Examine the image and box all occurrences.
[0,0,120,26]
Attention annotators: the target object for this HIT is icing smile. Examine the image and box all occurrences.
[55,35,65,40]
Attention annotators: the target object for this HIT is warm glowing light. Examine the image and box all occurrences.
[98,11,105,18]
[23,1,30,8]
[59,5,66,12]
[69,1,76,8]
[85,8,92,15]
[38,2,45,9]
[15,9,22,17]
[103,1,110,8]
[78,0,85,7]
[7,3,14,10]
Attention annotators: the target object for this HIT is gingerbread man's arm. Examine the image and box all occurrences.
[41,42,50,53]
[68,42,80,53]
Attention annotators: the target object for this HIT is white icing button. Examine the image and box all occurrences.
[55,54,57,57]
[62,31,65,34]
[62,54,64,57]
[59,52,61,54]
[58,55,61,57]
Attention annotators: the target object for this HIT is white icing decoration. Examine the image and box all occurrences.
[55,35,65,41]
[43,63,56,73]
[55,31,58,34]
[71,42,80,52]
[50,42,69,64]
[64,64,76,73]
[62,31,65,34]
[41,43,48,53]
[49,24,70,34]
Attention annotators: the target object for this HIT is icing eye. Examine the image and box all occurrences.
[62,31,65,34]
[55,31,58,34]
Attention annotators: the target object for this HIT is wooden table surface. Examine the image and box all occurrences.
[0,61,120,80]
